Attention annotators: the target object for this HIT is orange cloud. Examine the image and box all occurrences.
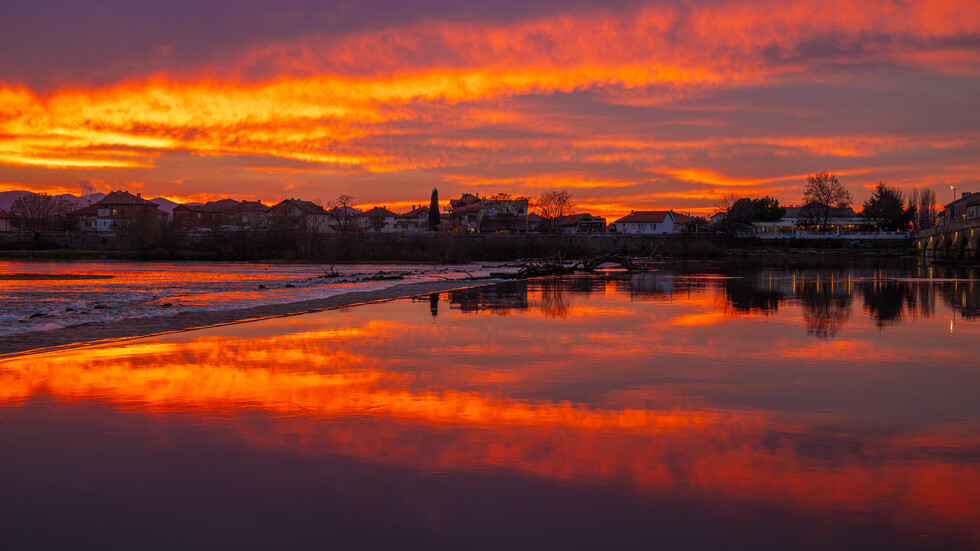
[1,0,978,207]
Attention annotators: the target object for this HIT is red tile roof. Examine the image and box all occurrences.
[272,199,328,214]
[72,204,100,215]
[398,206,430,218]
[98,190,157,206]
[613,211,671,224]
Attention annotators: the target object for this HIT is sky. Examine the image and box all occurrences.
[1,0,978,218]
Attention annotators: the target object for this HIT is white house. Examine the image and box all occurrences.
[611,211,683,234]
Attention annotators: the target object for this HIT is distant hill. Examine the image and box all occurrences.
[0,191,108,212]
[149,197,178,214]
[59,193,106,208]
[0,190,34,211]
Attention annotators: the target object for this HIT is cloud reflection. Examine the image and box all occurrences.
[1,271,979,544]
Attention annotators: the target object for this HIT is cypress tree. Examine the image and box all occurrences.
[428,188,440,230]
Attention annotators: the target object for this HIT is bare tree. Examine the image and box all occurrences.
[534,190,572,232]
[328,194,358,232]
[714,193,743,214]
[10,193,57,232]
[914,187,937,230]
[801,172,853,228]
[909,188,920,231]
[125,212,162,257]
[54,197,80,231]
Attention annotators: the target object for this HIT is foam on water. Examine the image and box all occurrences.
[0,260,516,336]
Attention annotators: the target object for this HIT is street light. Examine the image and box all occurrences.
[949,186,957,224]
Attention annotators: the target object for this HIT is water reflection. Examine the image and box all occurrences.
[1,263,979,549]
[621,263,979,338]
[443,265,980,339]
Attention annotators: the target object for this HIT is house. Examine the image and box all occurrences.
[75,190,166,231]
[172,204,220,230]
[610,211,683,234]
[360,206,399,232]
[939,192,980,225]
[671,212,694,233]
[324,204,363,232]
[440,193,529,233]
[969,201,980,221]
[203,199,270,230]
[445,194,484,232]
[527,213,547,232]
[749,203,909,239]
[555,213,606,234]
[394,205,431,232]
[479,196,529,233]
[267,199,333,232]
[479,215,529,233]
[0,209,18,232]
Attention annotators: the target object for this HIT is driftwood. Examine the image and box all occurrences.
[515,258,575,279]
[574,254,636,272]
[510,254,641,278]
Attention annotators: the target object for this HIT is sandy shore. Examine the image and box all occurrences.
[0,278,504,358]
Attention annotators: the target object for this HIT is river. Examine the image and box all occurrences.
[1,260,978,549]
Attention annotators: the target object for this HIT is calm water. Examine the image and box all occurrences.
[1,261,978,550]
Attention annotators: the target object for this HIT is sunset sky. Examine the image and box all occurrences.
[1,0,978,217]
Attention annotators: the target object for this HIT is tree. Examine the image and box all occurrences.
[328,194,358,232]
[125,211,162,257]
[801,172,852,228]
[862,182,914,231]
[717,196,785,233]
[725,198,758,229]
[753,196,785,222]
[366,208,389,232]
[714,193,743,214]
[54,197,80,231]
[428,189,440,231]
[909,187,936,231]
[534,190,572,232]
[9,192,58,232]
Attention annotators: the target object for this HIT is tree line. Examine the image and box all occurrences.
[715,172,937,232]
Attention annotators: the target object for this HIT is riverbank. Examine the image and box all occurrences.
[0,231,917,262]
[0,278,503,358]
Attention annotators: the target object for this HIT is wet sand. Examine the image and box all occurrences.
[0,278,503,358]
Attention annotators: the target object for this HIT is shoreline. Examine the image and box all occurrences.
[0,278,504,359]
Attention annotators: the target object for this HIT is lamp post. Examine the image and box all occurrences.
[950,186,956,224]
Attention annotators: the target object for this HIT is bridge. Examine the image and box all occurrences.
[914,218,980,262]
